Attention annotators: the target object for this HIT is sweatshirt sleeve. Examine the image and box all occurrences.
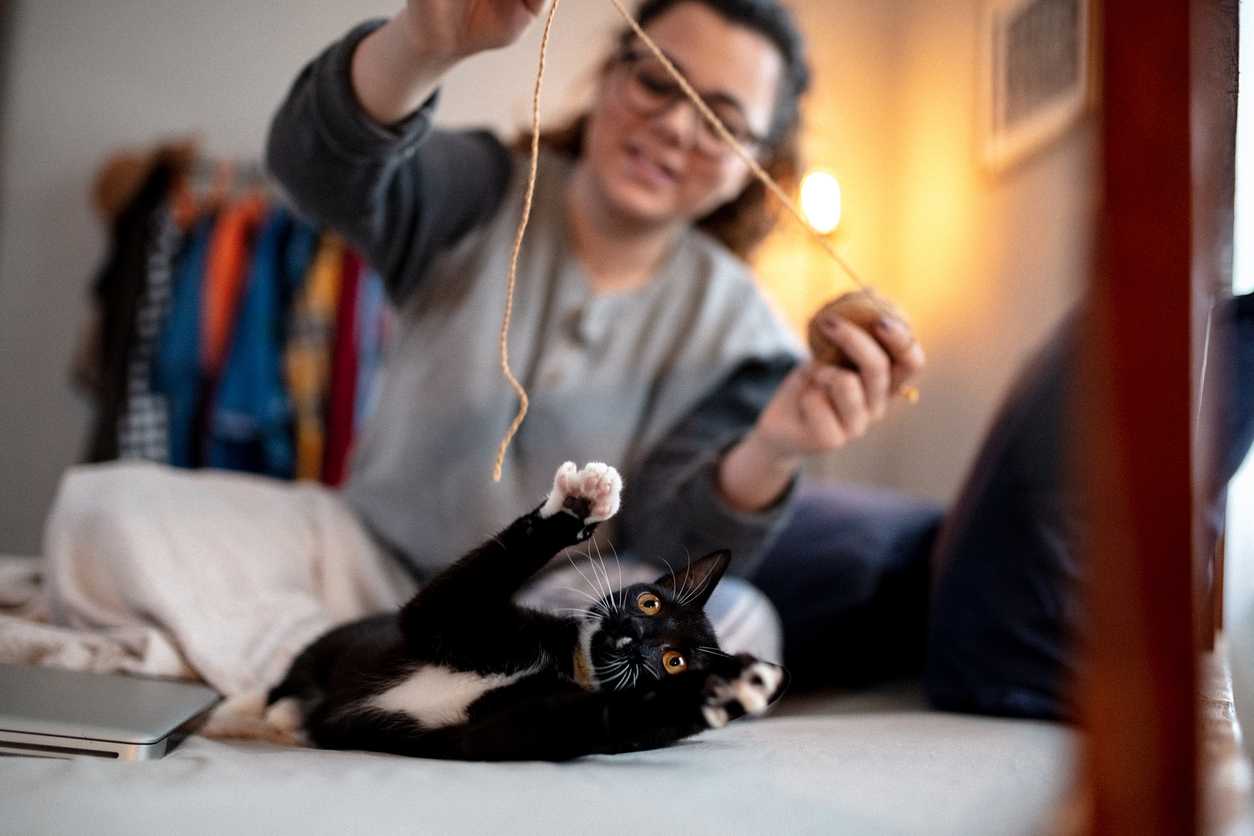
[265,19,514,305]
[619,354,802,578]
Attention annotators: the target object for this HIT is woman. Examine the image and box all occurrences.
[261,0,923,663]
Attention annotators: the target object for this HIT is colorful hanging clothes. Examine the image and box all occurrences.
[117,203,181,461]
[322,249,363,486]
[286,233,344,481]
[201,195,266,379]
[153,214,215,468]
[208,208,316,477]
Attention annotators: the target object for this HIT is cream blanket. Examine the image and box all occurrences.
[0,462,413,698]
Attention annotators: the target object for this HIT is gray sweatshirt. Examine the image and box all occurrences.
[266,21,803,580]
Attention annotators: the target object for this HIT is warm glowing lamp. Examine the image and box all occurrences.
[800,169,842,235]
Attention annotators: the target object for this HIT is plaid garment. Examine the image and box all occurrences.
[117,205,180,461]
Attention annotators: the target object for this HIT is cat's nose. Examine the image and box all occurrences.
[614,636,633,649]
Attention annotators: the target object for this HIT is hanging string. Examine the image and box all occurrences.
[494,0,912,481]
[493,0,563,482]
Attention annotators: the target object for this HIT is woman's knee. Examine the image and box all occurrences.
[706,576,784,663]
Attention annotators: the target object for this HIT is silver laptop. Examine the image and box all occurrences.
[0,664,220,761]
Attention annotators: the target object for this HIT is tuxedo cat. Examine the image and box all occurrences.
[265,461,787,760]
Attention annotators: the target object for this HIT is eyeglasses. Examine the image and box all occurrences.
[612,49,771,158]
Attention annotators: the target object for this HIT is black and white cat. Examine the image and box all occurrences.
[264,461,788,761]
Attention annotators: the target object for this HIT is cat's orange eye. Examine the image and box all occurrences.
[636,592,662,616]
[662,650,687,674]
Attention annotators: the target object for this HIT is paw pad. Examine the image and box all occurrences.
[539,461,623,523]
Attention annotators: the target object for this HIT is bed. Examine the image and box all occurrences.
[1,681,1073,835]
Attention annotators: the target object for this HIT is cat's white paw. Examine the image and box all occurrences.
[701,662,786,729]
[539,461,623,523]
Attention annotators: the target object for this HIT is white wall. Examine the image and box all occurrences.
[881,0,1094,501]
[0,0,621,552]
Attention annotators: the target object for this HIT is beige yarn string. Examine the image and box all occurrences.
[492,0,562,482]
[493,0,905,481]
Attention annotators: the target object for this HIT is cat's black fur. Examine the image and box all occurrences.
[267,463,787,761]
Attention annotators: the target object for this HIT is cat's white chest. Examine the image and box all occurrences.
[367,664,537,728]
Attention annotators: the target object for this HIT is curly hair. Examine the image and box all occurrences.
[525,0,811,260]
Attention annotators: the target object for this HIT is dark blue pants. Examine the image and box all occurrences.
[753,297,1253,721]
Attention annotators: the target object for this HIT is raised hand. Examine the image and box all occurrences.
[353,0,548,126]
[401,0,548,60]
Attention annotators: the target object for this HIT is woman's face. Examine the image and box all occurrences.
[582,3,784,228]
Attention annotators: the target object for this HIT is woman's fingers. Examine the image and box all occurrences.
[760,349,911,457]
[872,316,926,395]
[809,364,868,440]
[797,370,847,449]
[821,319,890,419]
[409,0,542,57]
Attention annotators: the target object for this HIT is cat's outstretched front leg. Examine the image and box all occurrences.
[404,462,623,626]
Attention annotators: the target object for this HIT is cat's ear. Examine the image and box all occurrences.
[654,550,731,609]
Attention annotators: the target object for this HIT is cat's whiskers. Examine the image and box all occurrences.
[552,607,603,622]
[696,646,732,658]
[560,586,610,614]
[591,541,615,612]
[595,660,631,676]
[605,666,632,691]
[595,651,627,667]
[679,573,710,606]
[560,587,606,611]
[677,548,694,603]
[608,542,624,613]
[594,652,629,671]
[661,558,679,597]
[678,554,713,606]
[566,552,607,602]
[595,658,630,670]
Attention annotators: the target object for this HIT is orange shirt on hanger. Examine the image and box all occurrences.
[201,194,267,377]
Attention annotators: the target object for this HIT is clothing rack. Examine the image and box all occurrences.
[79,147,393,487]
[184,157,280,201]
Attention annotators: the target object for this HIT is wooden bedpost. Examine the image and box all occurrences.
[1076,0,1238,834]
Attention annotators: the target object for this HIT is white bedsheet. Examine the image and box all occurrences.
[0,687,1074,836]
[0,466,1075,834]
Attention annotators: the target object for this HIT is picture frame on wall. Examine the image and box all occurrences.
[980,0,1093,172]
